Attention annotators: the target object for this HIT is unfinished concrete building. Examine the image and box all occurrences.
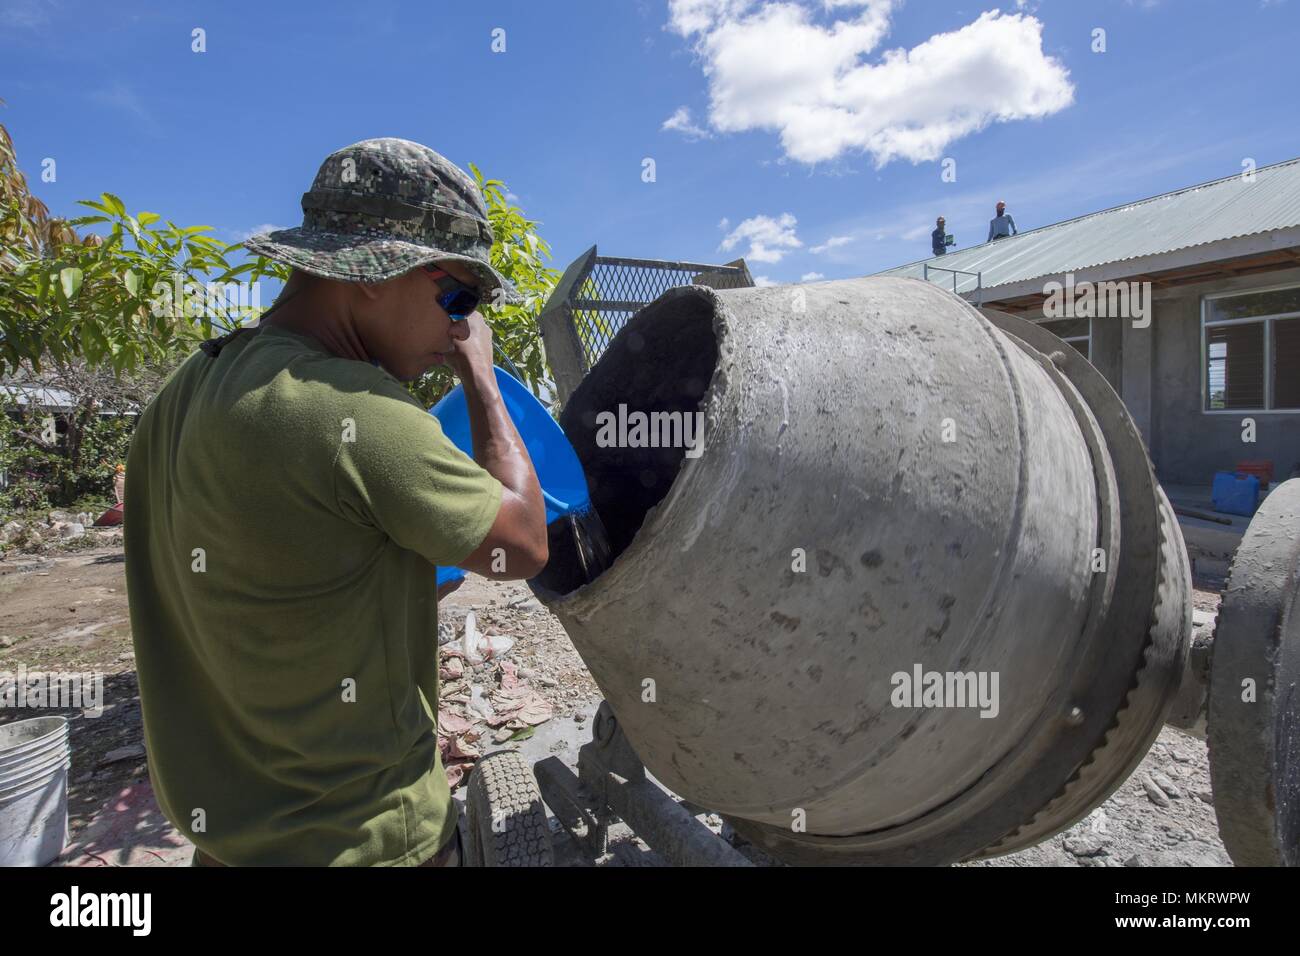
[879,157,1300,574]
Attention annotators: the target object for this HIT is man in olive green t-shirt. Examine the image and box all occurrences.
[125,138,548,866]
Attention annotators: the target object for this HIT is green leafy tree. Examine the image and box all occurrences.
[4,115,558,406]
[2,191,287,376]
[2,116,288,376]
[0,389,135,524]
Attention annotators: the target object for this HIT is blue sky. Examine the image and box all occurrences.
[2,0,1298,287]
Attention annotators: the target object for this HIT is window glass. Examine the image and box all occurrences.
[1206,322,1264,409]
[1274,316,1300,410]
[1207,287,1300,322]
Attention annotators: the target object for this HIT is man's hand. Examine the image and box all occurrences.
[431,312,493,381]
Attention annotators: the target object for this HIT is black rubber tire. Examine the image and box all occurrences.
[464,751,554,867]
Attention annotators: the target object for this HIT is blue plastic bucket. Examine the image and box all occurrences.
[430,366,590,586]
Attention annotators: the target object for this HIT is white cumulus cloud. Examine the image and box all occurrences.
[667,0,1074,166]
[810,234,853,254]
[800,271,825,282]
[719,212,801,263]
[662,106,713,139]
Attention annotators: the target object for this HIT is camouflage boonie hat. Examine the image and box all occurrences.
[244,138,522,305]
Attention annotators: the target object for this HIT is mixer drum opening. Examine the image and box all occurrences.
[532,292,719,596]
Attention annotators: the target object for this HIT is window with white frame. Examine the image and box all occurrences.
[1039,317,1091,361]
[1203,285,1300,412]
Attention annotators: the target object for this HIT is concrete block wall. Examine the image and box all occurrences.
[1004,267,1300,488]
[1148,271,1300,486]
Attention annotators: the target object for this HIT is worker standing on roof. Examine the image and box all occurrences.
[124,138,549,867]
[988,200,1017,241]
[931,216,953,256]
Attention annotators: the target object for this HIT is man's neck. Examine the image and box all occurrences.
[261,278,372,364]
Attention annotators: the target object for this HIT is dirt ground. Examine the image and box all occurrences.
[0,540,1234,866]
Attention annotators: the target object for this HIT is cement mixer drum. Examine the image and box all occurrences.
[532,277,1191,865]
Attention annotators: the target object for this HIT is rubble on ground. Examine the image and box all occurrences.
[1,549,1235,866]
[0,510,123,556]
[435,588,599,791]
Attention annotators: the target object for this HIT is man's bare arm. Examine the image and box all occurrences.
[438,314,548,579]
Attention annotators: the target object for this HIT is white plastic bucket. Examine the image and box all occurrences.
[0,717,71,866]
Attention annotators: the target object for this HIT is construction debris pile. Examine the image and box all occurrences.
[434,590,600,791]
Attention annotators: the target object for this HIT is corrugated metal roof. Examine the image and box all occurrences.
[0,384,137,415]
[877,157,1300,296]
[0,384,77,408]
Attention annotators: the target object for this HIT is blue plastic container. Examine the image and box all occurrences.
[430,366,590,587]
[1211,471,1260,517]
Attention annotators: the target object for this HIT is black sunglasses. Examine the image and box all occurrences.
[421,265,482,320]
